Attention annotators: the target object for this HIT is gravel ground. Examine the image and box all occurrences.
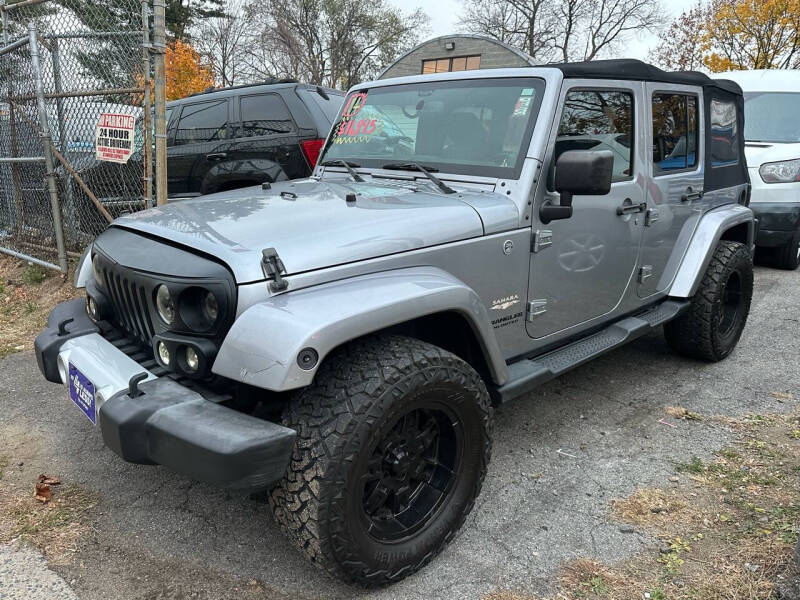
[0,264,798,600]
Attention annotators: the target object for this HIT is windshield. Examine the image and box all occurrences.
[320,78,545,178]
[744,92,800,143]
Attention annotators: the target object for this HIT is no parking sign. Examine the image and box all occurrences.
[95,113,136,163]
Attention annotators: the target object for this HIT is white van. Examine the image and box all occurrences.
[717,70,800,269]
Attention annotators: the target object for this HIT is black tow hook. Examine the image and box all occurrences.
[57,318,74,336]
[127,372,149,398]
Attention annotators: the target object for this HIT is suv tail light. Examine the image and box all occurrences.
[300,138,325,169]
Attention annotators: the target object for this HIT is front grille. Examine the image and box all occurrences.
[101,267,156,346]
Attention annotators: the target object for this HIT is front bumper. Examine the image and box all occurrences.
[750,202,800,247]
[34,299,296,490]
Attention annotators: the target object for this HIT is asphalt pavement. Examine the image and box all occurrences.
[0,264,798,600]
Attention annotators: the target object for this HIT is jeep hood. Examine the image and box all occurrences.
[114,179,518,283]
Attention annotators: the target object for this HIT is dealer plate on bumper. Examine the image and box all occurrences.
[68,362,96,424]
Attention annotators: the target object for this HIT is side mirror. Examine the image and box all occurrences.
[540,149,614,223]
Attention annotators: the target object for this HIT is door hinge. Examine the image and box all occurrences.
[531,229,553,253]
[638,265,653,283]
[645,208,659,227]
[526,299,548,321]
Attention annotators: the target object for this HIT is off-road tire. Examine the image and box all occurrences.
[664,240,753,361]
[269,335,492,586]
[775,230,800,270]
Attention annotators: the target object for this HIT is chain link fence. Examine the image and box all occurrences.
[0,0,163,272]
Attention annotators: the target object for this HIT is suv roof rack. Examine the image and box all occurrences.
[185,78,299,98]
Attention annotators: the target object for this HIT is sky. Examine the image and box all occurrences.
[389,0,698,62]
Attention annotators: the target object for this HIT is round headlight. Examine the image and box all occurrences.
[202,291,219,323]
[157,341,171,365]
[91,254,104,288]
[155,285,175,324]
[185,346,199,371]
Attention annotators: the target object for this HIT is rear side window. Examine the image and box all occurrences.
[556,89,634,182]
[710,98,740,167]
[239,93,295,137]
[652,93,699,173]
[297,88,345,125]
[173,100,229,146]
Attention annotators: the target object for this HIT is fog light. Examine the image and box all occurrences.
[86,296,99,320]
[157,341,170,365]
[185,346,199,371]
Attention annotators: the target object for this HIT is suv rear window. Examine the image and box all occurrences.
[173,99,229,146]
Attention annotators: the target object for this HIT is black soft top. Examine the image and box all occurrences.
[554,59,748,193]
[555,59,743,96]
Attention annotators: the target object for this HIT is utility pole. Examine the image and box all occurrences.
[152,0,167,206]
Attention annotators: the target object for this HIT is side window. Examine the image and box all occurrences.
[710,98,740,167]
[556,90,634,182]
[239,94,295,137]
[652,93,699,173]
[173,100,229,146]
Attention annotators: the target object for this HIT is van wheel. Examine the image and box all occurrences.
[775,231,800,270]
[665,240,753,362]
[269,335,492,586]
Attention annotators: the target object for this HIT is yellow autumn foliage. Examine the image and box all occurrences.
[702,0,800,71]
[165,40,214,101]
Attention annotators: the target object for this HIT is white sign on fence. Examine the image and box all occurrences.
[95,113,136,163]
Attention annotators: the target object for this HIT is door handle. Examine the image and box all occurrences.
[616,201,647,215]
[680,187,703,202]
[206,152,227,161]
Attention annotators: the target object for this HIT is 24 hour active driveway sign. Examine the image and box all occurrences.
[95,113,136,164]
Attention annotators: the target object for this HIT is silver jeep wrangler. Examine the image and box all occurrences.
[35,59,754,586]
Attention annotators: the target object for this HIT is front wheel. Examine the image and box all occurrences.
[664,240,753,362]
[269,335,492,586]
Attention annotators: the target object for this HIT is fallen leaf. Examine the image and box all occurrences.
[37,474,61,485]
[34,482,52,503]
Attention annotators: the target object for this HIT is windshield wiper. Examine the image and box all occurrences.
[320,159,364,183]
[381,162,455,194]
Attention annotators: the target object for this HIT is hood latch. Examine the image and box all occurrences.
[261,247,288,293]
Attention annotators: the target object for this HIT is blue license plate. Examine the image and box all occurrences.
[68,363,96,424]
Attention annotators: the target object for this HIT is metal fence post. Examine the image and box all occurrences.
[28,22,68,274]
[141,0,152,207]
[152,0,167,206]
[50,35,78,243]
[1,0,27,237]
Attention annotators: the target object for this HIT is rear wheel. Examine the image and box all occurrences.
[775,230,800,270]
[269,335,492,586]
[664,240,753,362]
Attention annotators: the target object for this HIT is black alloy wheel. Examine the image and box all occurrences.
[270,335,492,586]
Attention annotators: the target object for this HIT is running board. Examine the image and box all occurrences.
[494,299,690,403]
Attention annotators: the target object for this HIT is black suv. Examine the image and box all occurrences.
[165,81,344,197]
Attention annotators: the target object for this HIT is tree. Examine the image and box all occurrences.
[165,0,226,41]
[165,40,214,100]
[194,0,250,86]
[704,0,800,71]
[648,1,708,70]
[458,0,663,63]
[241,0,429,88]
[651,0,800,72]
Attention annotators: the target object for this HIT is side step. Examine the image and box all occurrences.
[494,299,689,403]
